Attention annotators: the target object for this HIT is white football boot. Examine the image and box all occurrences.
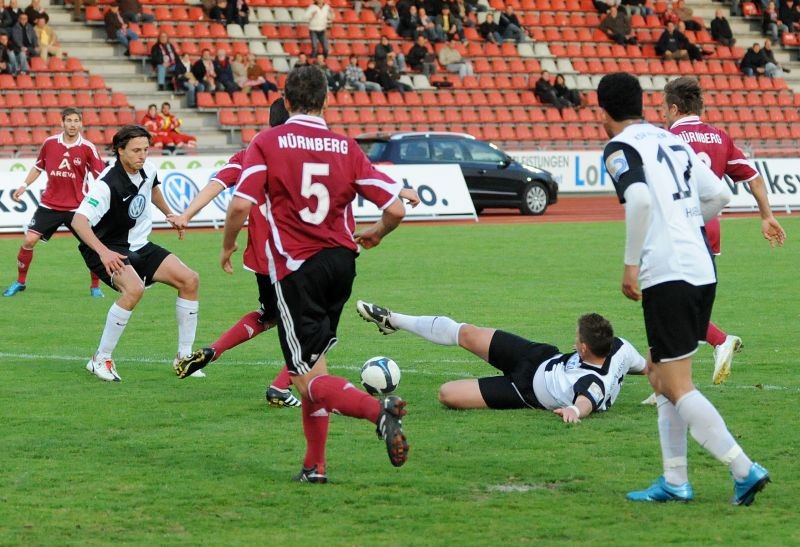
[712,335,743,385]
[86,354,121,382]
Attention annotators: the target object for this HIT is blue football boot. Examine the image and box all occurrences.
[90,287,105,298]
[626,476,694,502]
[732,463,770,506]
[3,281,26,297]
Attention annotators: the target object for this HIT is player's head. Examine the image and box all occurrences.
[284,65,328,116]
[597,72,642,137]
[269,97,290,127]
[61,108,83,137]
[576,313,614,359]
[161,102,172,114]
[663,76,703,125]
[112,125,151,172]
[147,103,158,116]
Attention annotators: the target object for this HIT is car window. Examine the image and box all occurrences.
[357,140,388,162]
[431,140,465,162]
[398,140,431,161]
[462,140,506,163]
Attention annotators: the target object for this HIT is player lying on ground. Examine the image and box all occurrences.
[357,302,646,423]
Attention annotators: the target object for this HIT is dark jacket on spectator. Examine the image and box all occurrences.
[0,40,13,72]
[740,47,766,72]
[104,8,124,40]
[710,15,734,42]
[151,41,179,68]
[478,19,499,39]
[24,5,48,24]
[118,0,144,18]
[191,58,211,81]
[655,28,686,55]
[10,20,38,52]
[226,0,248,25]
[407,43,430,71]
[1,6,20,28]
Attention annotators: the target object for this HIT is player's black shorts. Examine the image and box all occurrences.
[27,206,77,241]
[274,247,357,375]
[642,280,716,363]
[79,241,171,290]
[476,330,559,410]
[254,272,278,325]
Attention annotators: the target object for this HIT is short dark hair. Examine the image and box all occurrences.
[577,313,614,358]
[269,97,290,127]
[148,103,157,110]
[112,125,151,159]
[61,107,82,121]
[664,76,703,116]
[284,65,328,114]
[161,101,171,108]
[597,72,642,122]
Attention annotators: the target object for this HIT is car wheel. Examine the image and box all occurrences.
[520,182,548,215]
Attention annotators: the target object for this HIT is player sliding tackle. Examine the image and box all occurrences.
[357,302,646,423]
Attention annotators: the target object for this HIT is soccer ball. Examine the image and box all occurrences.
[360,356,401,396]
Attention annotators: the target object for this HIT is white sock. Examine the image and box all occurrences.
[656,395,689,485]
[98,303,132,358]
[390,313,463,346]
[176,297,199,358]
[675,390,753,480]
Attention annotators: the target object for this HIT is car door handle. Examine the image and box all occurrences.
[478,169,487,175]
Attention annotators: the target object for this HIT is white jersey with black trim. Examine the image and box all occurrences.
[603,123,723,290]
[532,337,646,411]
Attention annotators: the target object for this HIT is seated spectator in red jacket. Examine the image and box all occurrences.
[160,102,197,149]
[140,104,170,149]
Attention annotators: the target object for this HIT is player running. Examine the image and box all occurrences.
[4,108,107,298]
[182,66,412,483]
[600,72,769,505]
[664,76,786,384]
[357,302,646,423]
[72,125,203,382]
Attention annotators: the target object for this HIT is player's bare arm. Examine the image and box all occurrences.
[220,195,251,273]
[12,166,43,202]
[399,188,420,208]
[747,176,786,247]
[354,196,407,249]
[151,186,186,240]
[170,181,226,230]
[621,183,650,301]
[553,395,594,424]
[71,213,127,276]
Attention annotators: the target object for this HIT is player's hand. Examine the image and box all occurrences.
[168,213,190,231]
[622,264,641,301]
[99,249,127,276]
[220,243,238,274]
[399,188,420,208]
[554,406,581,424]
[12,185,26,202]
[354,226,383,249]
[762,217,786,247]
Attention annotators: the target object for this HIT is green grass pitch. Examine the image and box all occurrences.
[1,216,798,545]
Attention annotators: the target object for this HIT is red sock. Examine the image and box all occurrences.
[89,271,101,288]
[301,396,329,471]
[16,247,33,284]
[270,365,292,390]
[308,375,381,423]
[706,321,727,347]
[210,311,266,360]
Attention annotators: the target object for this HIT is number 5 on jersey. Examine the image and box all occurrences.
[300,162,330,225]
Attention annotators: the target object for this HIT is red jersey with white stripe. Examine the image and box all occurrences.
[35,133,105,211]
[668,115,758,182]
[211,149,269,274]
[236,114,401,282]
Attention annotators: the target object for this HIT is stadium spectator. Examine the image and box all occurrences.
[160,102,197,149]
[140,104,170,149]
[72,125,201,382]
[790,2,800,32]
[660,3,681,26]
[661,76,786,385]
[621,0,653,16]
[3,107,106,299]
[213,48,241,93]
[452,0,474,27]
[1,0,22,30]
[554,73,585,109]
[593,0,622,15]
[209,0,228,24]
[345,54,382,91]
[676,20,710,60]
[437,40,473,77]
[0,33,13,73]
[533,70,571,109]
[407,34,436,76]
[24,0,47,24]
[226,0,248,28]
[117,0,153,23]
[464,0,487,13]
[357,303,645,421]
[383,55,413,91]
[364,57,389,90]
[150,31,179,91]
[762,38,788,76]
[374,35,406,72]
[478,12,502,43]
[313,52,345,91]
[655,21,689,60]
[305,0,334,58]
[3,23,28,73]
[762,0,788,42]
[418,7,442,42]
[710,9,736,46]
[10,12,38,59]
[33,15,61,60]
[740,42,767,76]
[435,5,465,42]
[191,48,217,92]
[381,0,400,30]
[498,5,528,42]
[674,0,702,30]
[354,0,381,16]
[598,71,770,506]
[104,5,138,55]
[175,52,199,107]
[599,5,638,45]
[398,4,423,39]
[223,66,412,483]
[245,52,278,92]
[294,51,310,68]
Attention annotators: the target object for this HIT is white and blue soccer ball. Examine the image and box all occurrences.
[360,356,401,396]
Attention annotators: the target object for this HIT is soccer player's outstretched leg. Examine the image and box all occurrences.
[599,72,769,505]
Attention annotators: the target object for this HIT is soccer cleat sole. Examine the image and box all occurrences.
[355,300,396,335]
[733,476,771,506]
[379,398,409,467]
[174,348,215,379]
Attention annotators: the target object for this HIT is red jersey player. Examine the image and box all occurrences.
[4,107,107,298]
[663,77,786,385]
[140,104,171,150]
[206,67,411,483]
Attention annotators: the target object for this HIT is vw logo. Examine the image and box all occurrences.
[128,194,147,219]
[162,172,199,213]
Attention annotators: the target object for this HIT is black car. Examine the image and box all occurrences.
[356,131,558,215]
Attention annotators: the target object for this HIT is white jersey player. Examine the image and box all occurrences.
[357,301,645,424]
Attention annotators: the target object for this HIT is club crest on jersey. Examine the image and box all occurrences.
[73,157,82,166]
[128,194,147,219]
[605,150,630,179]
[162,172,199,213]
